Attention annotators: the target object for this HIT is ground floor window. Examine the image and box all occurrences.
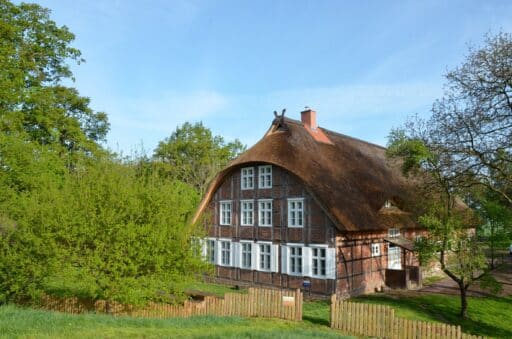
[220,241,231,266]
[289,246,303,275]
[371,243,380,257]
[207,239,216,263]
[312,247,326,277]
[259,243,271,271]
[241,242,252,269]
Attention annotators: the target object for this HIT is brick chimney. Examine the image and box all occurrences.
[300,108,334,145]
[301,108,317,130]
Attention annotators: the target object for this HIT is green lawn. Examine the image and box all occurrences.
[0,304,351,339]
[186,281,247,297]
[352,293,512,338]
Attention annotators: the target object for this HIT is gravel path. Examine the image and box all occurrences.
[419,256,512,297]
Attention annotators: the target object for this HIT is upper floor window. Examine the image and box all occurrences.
[371,243,381,257]
[258,165,272,189]
[289,246,303,275]
[240,200,254,226]
[240,242,252,269]
[288,198,304,227]
[220,201,232,225]
[312,247,327,277]
[258,199,272,227]
[388,228,400,238]
[220,240,231,266]
[241,167,254,190]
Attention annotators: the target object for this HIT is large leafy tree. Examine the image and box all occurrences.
[154,122,245,193]
[0,151,207,305]
[387,32,512,318]
[388,130,499,319]
[426,32,512,204]
[0,0,109,154]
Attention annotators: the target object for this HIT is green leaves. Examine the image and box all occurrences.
[387,128,432,177]
[0,141,207,305]
[154,122,245,193]
[0,0,109,156]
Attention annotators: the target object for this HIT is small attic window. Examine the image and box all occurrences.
[384,200,392,208]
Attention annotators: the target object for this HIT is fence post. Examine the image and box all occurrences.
[330,294,336,328]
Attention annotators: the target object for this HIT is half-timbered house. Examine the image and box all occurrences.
[193,109,424,296]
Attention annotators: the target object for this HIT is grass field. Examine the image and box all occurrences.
[0,304,351,339]
[352,292,512,338]
[3,280,511,338]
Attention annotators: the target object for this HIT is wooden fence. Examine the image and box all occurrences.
[330,295,486,339]
[39,287,302,321]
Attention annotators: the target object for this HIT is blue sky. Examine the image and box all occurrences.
[31,0,512,154]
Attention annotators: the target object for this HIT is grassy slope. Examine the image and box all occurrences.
[0,305,351,339]
[301,292,512,338]
[352,293,512,338]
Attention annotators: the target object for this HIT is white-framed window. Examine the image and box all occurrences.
[312,247,326,277]
[388,228,400,238]
[371,243,381,257]
[207,239,216,263]
[258,165,272,189]
[240,200,254,226]
[220,201,232,225]
[241,167,254,190]
[259,243,272,271]
[240,242,252,269]
[258,199,272,227]
[288,198,304,227]
[220,240,231,266]
[289,246,303,275]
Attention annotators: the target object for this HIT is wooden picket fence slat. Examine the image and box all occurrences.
[330,295,488,339]
[38,287,302,322]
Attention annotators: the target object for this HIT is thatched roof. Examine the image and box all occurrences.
[193,116,420,232]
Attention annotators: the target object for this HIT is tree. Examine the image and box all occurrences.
[387,130,499,319]
[0,148,208,306]
[386,31,512,318]
[0,0,109,154]
[425,32,512,204]
[153,122,245,193]
[475,195,512,269]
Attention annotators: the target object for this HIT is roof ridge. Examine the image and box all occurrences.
[282,117,386,150]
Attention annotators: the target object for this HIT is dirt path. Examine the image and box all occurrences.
[419,256,512,297]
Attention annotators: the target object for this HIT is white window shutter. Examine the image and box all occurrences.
[326,247,336,279]
[216,240,222,266]
[254,243,260,271]
[281,245,288,275]
[271,244,279,272]
[302,246,312,277]
[232,242,239,268]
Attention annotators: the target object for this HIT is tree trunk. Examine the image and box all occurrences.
[459,283,468,318]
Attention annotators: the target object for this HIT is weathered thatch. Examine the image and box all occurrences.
[193,117,420,232]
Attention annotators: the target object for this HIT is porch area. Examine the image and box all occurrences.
[384,237,422,289]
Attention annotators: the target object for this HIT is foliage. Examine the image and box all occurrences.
[153,122,245,193]
[0,0,109,155]
[423,32,512,205]
[0,0,211,307]
[0,146,207,305]
[0,133,68,304]
[386,32,512,318]
[474,196,512,268]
